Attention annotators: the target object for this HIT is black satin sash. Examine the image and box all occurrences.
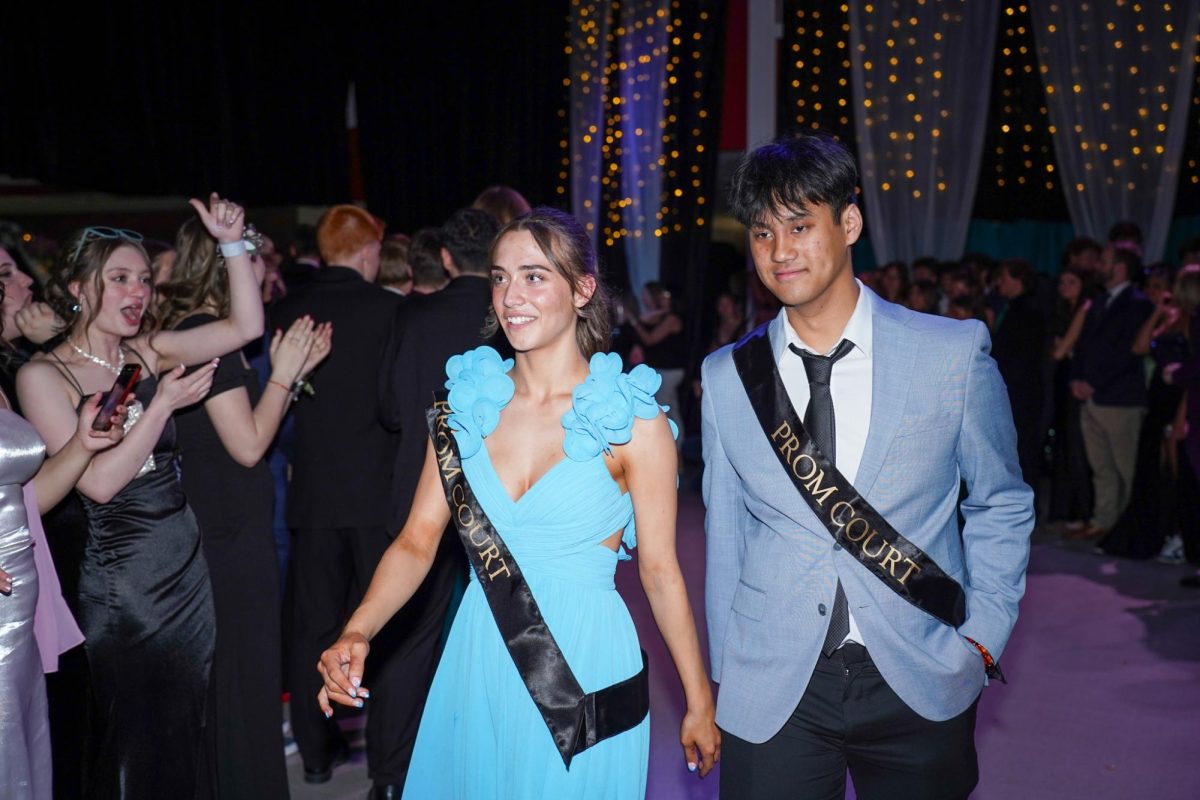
[426,397,649,769]
[732,327,967,627]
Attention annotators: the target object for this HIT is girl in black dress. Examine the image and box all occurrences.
[16,194,263,799]
[158,218,330,799]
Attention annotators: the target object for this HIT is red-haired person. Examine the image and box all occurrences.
[269,204,406,785]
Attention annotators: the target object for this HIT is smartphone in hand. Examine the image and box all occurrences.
[92,364,141,432]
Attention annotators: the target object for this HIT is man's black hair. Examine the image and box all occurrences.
[1107,220,1143,246]
[409,228,447,289]
[290,224,318,259]
[728,130,858,227]
[1110,245,1143,284]
[441,208,500,275]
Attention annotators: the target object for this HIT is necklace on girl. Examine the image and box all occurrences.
[68,341,125,375]
[67,340,156,477]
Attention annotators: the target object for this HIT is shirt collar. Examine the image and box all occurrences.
[1108,281,1131,298]
[777,279,874,361]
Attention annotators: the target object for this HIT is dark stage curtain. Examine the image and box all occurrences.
[354,1,570,231]
[1,2,350,207]
[0,2,572,232]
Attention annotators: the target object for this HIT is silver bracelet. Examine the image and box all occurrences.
[218,239,248,258]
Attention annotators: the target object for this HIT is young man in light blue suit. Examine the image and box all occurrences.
[701,132,1033,799]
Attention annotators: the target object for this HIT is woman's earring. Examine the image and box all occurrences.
[69,301,81,314]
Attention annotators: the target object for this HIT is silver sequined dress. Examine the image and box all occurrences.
[0,409,50,800]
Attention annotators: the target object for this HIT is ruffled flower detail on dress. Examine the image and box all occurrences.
[561,352,679,462]
[444,346,515,458]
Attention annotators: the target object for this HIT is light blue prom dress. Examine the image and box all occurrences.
[401,347,677,799]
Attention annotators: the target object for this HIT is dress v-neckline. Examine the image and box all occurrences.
[479,438,576,507]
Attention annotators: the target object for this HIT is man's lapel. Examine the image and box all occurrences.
[854,298,917,497]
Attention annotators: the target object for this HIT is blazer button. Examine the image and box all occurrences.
[818,603,827,616]
[833,544,842,551]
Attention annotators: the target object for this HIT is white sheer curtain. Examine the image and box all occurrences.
[1032,0,1200,262]
[617,0,670,298]
[569,3,612,239]
[569,0,670,293]
[849,0,999,265]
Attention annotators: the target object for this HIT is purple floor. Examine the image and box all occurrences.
[291,489,1200,798]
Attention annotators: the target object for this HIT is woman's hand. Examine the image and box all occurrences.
[317,631,371,717]
[15,302,65,345]
[154,361,219,412]
[268,316,317,385]
[680,706,721,778]
[0,566,11,595]
[75,392,127,451]
[188,192,245,245]
[299,322,333,378]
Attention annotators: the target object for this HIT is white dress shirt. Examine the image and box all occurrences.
[776,280,874,647]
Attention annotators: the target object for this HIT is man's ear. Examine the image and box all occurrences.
[574,275,597,310]
[842,203,863,247]
[441,247,459,278]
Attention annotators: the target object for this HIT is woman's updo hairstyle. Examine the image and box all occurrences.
[47,229,156,335]
[485,207,611,358]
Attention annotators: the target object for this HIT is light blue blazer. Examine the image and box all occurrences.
[701,287,1033,743]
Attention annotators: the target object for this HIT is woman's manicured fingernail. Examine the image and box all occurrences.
[687,762,697,772]
[360,689,370,698]
[355,699,364,708]
[323,709,332,719]
[349,688,357,698]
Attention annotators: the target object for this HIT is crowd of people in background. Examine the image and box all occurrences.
[1,182,1199,799]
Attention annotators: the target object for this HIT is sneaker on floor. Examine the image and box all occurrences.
[1156,534,1185,564]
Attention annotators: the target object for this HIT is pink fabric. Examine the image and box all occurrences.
[23,482,84,673]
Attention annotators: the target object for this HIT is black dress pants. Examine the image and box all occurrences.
[288,525,464,787]
[720,644,979,800]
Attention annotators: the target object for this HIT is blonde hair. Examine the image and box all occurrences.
[156,218,225,328]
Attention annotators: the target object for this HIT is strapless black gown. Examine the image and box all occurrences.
[75,374,215,798]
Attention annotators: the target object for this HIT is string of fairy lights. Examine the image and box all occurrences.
[561,0,717,252]
[780,0,1200,218]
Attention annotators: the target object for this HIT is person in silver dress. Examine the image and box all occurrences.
[1,279,125,799]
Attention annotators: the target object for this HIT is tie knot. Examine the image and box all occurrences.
[791,339,854,386]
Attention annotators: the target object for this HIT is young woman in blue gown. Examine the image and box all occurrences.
[318,207,719,798]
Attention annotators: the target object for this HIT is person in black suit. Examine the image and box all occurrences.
[270,205,402,785]
[993,258,1049,508]
[1070,245,1153,538]
[367,207,501,798]
[278,223,321,294]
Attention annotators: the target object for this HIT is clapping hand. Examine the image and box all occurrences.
[189,192,245,245]
[155,361,219,412]
[300,322,332,378]
[268,316,317,385]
